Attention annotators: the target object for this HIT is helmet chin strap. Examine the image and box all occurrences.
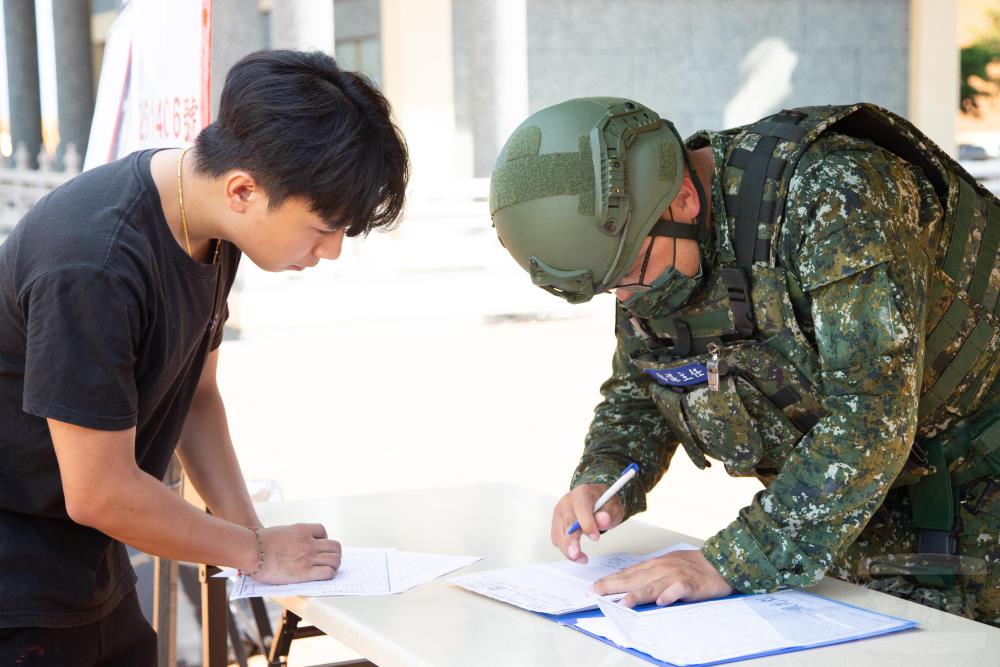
[662,121,710,244]
[681,146,709,241]
[635,147,708,287]
[632,207,680,289]
[616,128,712,293]
[632,154,706,290]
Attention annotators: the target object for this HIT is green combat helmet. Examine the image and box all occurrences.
[489,97,695,303]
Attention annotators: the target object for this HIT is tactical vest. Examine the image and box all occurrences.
[633,103,1000,572]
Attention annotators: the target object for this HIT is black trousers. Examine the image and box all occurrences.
[0,589,156,666]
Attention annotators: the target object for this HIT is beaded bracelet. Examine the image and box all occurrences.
[238,526,264,577]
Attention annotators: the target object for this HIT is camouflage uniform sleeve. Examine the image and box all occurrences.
[571,305,680,519]
[702,145,935,592]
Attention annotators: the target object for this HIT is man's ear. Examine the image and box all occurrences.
[224,171,263,214]
[672,175,701,221]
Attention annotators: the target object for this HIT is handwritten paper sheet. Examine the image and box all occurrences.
[227,547,480,600]
[231,547,392,599]
[449,543,699,615]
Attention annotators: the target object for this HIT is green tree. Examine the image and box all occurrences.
[961,9,1000,115]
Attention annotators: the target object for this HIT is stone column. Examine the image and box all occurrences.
[3,0,43,168]
[380,0,456,196]
[492,0,528,164]
[451,0,527,178]
[52,0,95,169]
[210,0,264,119]
[269,0,334,53]
[909,0,958,156]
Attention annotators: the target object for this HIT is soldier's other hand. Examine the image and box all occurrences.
[248,523,342,584]
[592,549,733,607]
[550,484,624,564]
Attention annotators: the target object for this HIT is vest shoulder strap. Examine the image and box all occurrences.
[724,103,1000,434]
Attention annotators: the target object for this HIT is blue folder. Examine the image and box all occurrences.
[535,591,918,667]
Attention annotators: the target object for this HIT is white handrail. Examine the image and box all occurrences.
[1,142,82,234]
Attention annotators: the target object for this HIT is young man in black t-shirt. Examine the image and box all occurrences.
[0,50,408,665]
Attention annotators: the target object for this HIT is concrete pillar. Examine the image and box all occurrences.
[908,0,959,156]
[210,0,264,120]
[493,0,527,162]
[380,0,456,196]
[3,0,43,168]
[270,0,334,53]
[52,0,95,169]
[451,0,526,178]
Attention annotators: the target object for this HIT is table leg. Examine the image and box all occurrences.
[267,609,300,666]
[200,564,229,667]
[229,605,248,667]
[153,556,178,667]
[266,610,377,666]
[250,596,274,651]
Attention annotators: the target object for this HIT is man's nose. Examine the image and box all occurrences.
[315,228,346,261]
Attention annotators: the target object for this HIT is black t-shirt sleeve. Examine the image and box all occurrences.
[21,266,142,430]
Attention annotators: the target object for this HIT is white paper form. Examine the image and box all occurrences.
[226,548,481,600]
[391,551,481,593]
[232,547,392,600]
[449,543,699,615]
[586,589,915,666]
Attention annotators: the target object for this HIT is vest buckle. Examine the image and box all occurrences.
[721,268,756,337]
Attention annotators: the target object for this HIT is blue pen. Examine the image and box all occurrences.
[567,463,639,534]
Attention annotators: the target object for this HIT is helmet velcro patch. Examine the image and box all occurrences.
[490,128,595,217]
[657,140,681,184]
[589,96,629,109]
[506,124,542,161]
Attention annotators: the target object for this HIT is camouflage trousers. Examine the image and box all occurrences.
[829,474,1000,628]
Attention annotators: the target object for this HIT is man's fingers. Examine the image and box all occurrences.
[308,565,336,581]
[566,539,588,564]
[314,551,342,570]
[596,552,733,610]
[570,494,600,541]
[563,514,586,563]
[550,507,568,549]
[593,572,627,595]
[594,510,618,532]
[562,521,587,563]
[605,496,625,526]
[552,500,588,563]
[593,558,657,595]
[622,582,661,608]
[655,580,691,606]
[316,538,341,554]
[305,523,328,539]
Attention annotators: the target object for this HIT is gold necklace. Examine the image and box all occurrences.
[177,147,221,263]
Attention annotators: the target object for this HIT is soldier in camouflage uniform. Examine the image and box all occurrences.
[489,98,1000,627]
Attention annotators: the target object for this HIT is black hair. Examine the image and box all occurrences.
[194,50,408,236]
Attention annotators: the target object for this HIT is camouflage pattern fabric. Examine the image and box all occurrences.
[571,129,1000,627]
[830,473,1000,626]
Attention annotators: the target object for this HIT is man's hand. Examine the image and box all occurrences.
[550,484,625,564]
[250,523,342,584]
[593,549,734,607]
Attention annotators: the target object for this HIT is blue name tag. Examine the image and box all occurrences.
[643,363,709,387]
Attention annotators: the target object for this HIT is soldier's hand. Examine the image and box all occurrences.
[550,484,625,564]
[592,549,733,607]
[246,523,342,584]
